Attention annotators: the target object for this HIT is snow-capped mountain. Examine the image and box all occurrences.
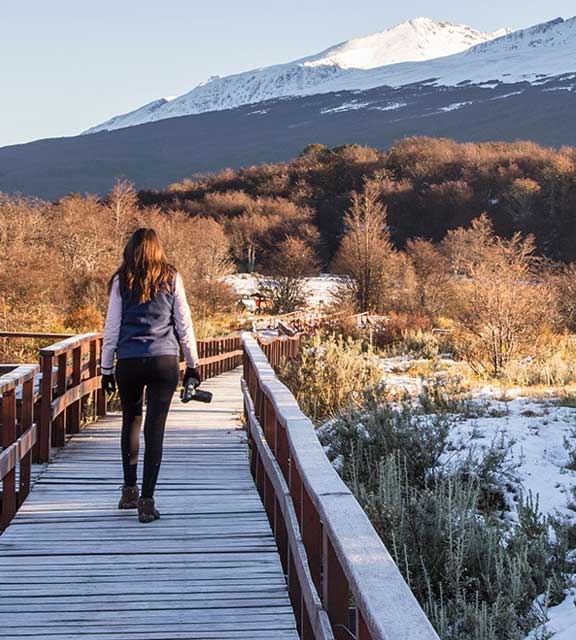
[85,17,508,133]
[316,16,576,92]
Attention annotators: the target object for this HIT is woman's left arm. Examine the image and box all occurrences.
[101,276,122,375]
[173,273,200,369]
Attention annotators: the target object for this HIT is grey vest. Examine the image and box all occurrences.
[117,278,180,360]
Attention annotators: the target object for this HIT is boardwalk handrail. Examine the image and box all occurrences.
[0,331,74,340]
[196,335,243,379]
[242,332,440,640]
[39,332,107,463]
[0,364,38,529]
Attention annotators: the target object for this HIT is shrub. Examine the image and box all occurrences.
[280,332,383,422]
[447,217,556,378]
[321,395,571,640]
[563,427,576,471]
[398,329,441,359]
[501,334,576,387]
[322,400,452,485]
[418,373,481,417]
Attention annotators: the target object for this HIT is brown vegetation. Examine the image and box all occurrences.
[0,183,236,340]
[3,137,576,381]
[140,137,576,263]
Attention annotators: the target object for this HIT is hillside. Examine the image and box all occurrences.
[1,80,576,201]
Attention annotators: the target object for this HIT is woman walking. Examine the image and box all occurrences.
[100,228,201,523]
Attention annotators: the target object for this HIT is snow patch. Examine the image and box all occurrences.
[440,101,473,111]
[224,273,342,310]
[370,101,407,111]
[321,101,372,114]
[527,589,576,640]
[490,90,524,100]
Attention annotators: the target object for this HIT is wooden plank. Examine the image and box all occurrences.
[0,368,298,639]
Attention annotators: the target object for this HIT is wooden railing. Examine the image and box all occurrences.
[0,330,243,530]
[196,336,243,379]
[38,333,106,462]
[242,332,440,640]
[258,333,302,370]
[0,364,38,529]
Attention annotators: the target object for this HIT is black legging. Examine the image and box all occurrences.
[116,356,180,498]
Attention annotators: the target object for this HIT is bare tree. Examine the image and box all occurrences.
[105,179,139,247]
[139,209,234,318]
[332,179,393,312]
[451,217,555,377]
[550,262,576,331]
[406,238,453,317]
[259,236,320,313]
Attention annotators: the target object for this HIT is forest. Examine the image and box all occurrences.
[3,137,576,335]
[142,137,576,264]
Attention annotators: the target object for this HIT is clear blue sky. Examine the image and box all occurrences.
[1,1,573,146]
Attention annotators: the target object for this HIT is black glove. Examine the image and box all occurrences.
[102,373,116,395]
[183,366,202,387]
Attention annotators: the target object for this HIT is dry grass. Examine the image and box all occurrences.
[280,332,383,423]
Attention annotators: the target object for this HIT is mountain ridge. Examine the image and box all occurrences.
[84,17,508,134]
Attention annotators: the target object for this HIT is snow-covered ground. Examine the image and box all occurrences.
[225,273,342,309]
[378,356,576,639]
[527,589,576,640]
[448,395,576,520]
[452,397,576,638]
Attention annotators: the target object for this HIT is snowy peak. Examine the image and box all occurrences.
[85,17,508,134]
[84,97,172,135]
[466,16,575,55]
[303,18,509,69]
[313,16,576,92]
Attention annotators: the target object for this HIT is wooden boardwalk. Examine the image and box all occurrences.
[0,368,299,639]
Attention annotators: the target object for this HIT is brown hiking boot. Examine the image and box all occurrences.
[138,497,160,523]
[118,485,139,510]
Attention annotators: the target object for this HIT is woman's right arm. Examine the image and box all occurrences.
[101,276,122,375]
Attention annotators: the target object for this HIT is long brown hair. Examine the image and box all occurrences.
[110,228,175,303]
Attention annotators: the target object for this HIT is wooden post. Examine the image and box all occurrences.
[67,345,82,434]
[52,353,68,447]
[18,378,34,504]
[323,531,350,640]
[301,604,315,640]
[88,339,98,421]
[302,486,322,594]
[288,550,303,636]
[289,460,303,528]
[356,611,372,640]
[95,338,106,417]
[274,497,288,573]
[264,471,274,525]
[276,421,290,482]
[263,396,276,451]
[38,352,54,463]
[1,389,17,529]
[255,449,264,498]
